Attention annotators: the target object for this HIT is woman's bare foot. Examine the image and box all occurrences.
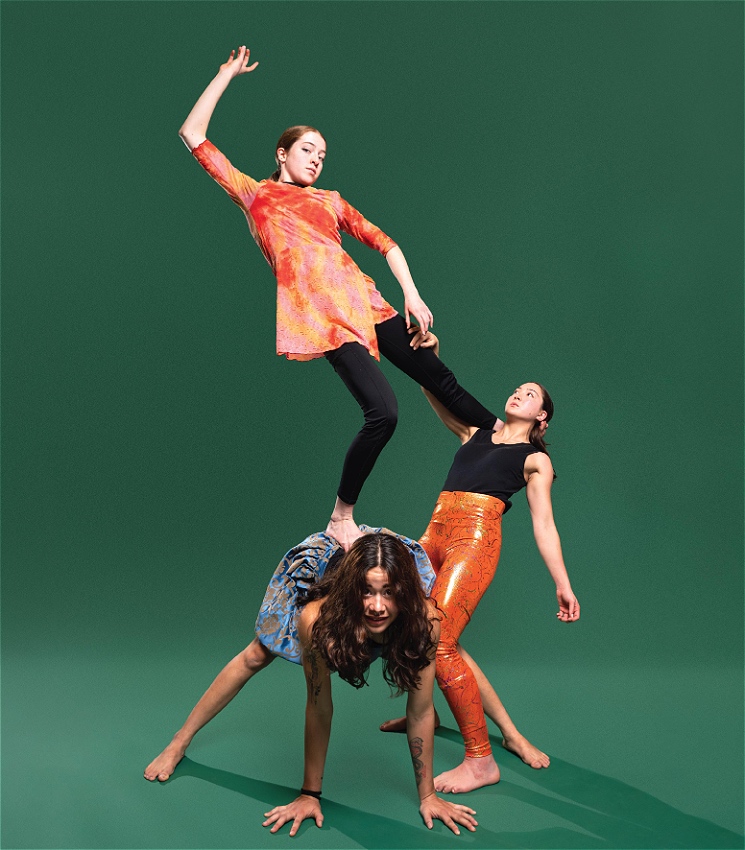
[435,755,500,794]
[379,711,441,733]
[325,516,362,551]
[502,733,550,769]
[144,739,187,782]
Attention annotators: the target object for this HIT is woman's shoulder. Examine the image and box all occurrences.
[524,449,553,476]
[297,598,324,639]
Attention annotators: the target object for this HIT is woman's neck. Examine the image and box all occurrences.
[494,420,532,444]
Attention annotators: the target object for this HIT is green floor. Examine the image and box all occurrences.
[3,643,742,849]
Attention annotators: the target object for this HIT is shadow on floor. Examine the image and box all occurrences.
[166,739,743,849]
[448,725,742,849]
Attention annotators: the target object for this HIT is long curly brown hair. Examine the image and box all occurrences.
[299,534,437,694]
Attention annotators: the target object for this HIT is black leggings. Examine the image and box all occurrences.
[324,314,496,505]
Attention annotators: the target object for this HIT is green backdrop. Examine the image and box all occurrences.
[2,2,743,848]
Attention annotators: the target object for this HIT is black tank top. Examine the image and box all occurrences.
[441,428,544,513]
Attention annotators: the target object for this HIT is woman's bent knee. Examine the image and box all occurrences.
[367,409,398,440]
[435,644,459,681]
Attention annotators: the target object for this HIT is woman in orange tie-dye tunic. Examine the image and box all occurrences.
[179,46,497,549]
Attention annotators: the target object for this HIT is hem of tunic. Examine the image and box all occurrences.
[280,347,380,362]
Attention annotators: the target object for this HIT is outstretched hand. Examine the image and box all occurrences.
[557,588,580,622]
[263,795,323,836]
[404,294,433,335]
[220,45,259,78]
[420,794,478,835]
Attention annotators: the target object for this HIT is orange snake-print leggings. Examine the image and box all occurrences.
[420,490,505,759]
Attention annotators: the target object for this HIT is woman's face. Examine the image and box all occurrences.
[505,383,546,424]
[362,566,399,640]
[277,131,326,186]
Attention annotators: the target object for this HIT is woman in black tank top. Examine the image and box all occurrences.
[405,330,581,796]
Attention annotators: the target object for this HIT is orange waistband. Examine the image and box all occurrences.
[431,490,506,522]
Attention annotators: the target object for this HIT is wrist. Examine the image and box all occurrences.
[300,788,322,799]
[214,68,235,85]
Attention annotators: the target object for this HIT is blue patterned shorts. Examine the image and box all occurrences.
[254,526,435,663]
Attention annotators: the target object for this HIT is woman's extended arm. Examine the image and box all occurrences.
[385,247,434,334]
[179,45,258,152]
[262,603,331,836]
[525,454,580,622]
[405,616,478,834]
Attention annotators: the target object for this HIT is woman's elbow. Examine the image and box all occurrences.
[406,704,434,725]
[178,126,201,152]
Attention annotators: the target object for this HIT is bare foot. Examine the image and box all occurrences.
[435,755,500,794]
[502,734,550,769]
[380,711,441,733]
[325,516,362,551]
[144,740,186,782]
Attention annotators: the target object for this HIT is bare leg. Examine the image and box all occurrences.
[434,754,501,794]
[458,646,549,769]
[380,645,549,770]
[325,497,363,551]
[144,639,275,781]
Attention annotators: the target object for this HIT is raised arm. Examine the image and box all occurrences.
[178,45,258,151]
[262,602,331,836]
[525,453,580,622]
[405,615,478,835]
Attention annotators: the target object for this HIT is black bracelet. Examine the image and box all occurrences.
[300,788,322,799]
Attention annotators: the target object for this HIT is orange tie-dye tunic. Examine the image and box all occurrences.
[192,140,399,361]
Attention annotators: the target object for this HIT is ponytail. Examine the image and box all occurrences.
[528,421,550,455]
[529,383,556,477]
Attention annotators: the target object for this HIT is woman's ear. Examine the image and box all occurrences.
[276,147,287,163]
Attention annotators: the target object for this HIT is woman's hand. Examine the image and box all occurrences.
[219,45,259,79]
[556,587,580,622]
[178,45,258,150]
[262,795,323,836]
[408,325,439,355]
[419,794,478,835]
[404,293,434,334]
